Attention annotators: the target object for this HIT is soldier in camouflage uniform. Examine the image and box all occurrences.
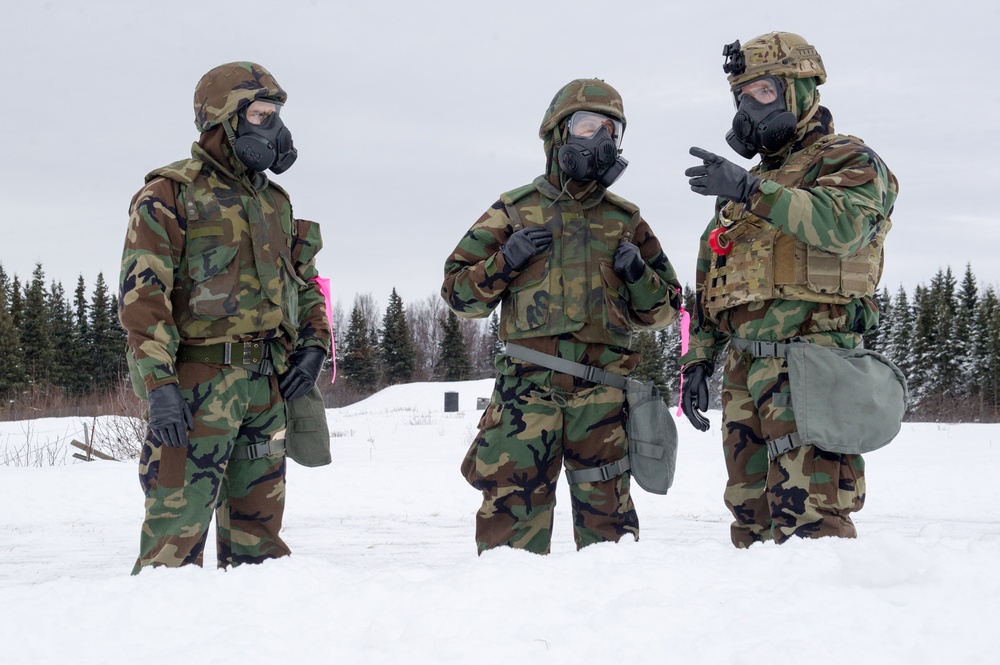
[679,33,899,548]
[442,79,681,554]
[119,62,331,573]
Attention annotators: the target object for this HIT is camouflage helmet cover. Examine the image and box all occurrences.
[193,61,287,133]
[539,78,626,140]
[725,32,827,90]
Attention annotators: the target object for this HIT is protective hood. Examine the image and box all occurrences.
[193,61,287,133]
[539,79,627,192]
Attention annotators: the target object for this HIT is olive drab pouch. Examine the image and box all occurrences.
[785,342,908,455]
[625,379,677,495]
[503,343,677,494]
[284,384,331,467]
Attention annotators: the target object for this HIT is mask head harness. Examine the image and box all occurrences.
[720,33,827,158]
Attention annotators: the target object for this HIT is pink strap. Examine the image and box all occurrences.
[311,276,336,383]
[675,301,690,417]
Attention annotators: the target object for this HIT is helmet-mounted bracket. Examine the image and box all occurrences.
[722,40,745,76]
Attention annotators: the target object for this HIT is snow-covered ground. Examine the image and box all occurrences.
[2,379,998,664]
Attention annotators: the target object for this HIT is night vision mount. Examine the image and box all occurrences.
[722,40,745,75]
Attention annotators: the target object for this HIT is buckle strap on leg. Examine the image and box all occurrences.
[565,457,631,484]
[231,438,287,461]
[766,432,803,460]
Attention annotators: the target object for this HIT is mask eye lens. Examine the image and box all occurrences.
[737,78,780,105]
[567,111,622,145]
[244,100,281,125]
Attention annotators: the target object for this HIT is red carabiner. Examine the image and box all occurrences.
[709,227,732,255]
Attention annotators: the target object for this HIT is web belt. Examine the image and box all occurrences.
[177,340,275,376]
[503,343,632,484]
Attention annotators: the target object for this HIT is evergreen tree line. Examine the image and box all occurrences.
[333,265,1000,422]
[0,263,127,410]
[864,265,1000,421]
[2,261,997,422]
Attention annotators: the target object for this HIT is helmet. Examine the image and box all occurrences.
[539,78,626,140]
[193,62,287,133]
[724,32,827,90]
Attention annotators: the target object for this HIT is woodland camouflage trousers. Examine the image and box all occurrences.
[721,333,866,548]
[461,373,638,554]
[133,363,289,573]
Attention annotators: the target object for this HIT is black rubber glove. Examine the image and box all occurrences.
[148,383,195,448]
[613,241,645,283]
[279,346,327,401]
[500,227,552,271]
[680,364,711,432]
[685,147,761,203]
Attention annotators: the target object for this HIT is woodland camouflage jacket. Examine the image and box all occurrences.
[119,133,330,394]
[441,176,680,353]
[681,107,899,369]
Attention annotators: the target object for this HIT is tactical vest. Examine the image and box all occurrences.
[703,134,889,321]
[498,178,640,348]
[147,153,305,343]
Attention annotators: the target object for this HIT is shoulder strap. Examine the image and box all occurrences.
[602,191,641,243]
[504,342,630,391]
[499,183,536,231]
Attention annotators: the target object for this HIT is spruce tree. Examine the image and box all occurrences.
[20,264,54,387]
[434,310,471,381]
[380,288,415,385]
[47,281,77,392]
[487,312,503,375]
[885,285,914,386]
[954,264,979,397]
[973,287,1000,416]
[9,275,23,332]
[659,322,682,404]
[909,284,932,408]
[0,273,24,400]
[89,273,126,390]
[341,303,380,392]
[632,331,669,399]
[71,276,93,394]
[0,264,8,308]
[988,295,1000,418]
[864,286,892,352]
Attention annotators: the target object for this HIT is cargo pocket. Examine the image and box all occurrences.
[599,262,631,336]
[185,221,241,319]
[460,401,503,489]
[508,256,551,333]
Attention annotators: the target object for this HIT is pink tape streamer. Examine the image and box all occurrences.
[675,303,690,417]
[311,276,336,383]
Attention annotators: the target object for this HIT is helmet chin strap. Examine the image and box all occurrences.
[795,97,822,133]
[221,117,254,178]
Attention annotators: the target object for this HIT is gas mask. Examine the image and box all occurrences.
[233,100,298,174]
[557,110,628,187]
[725,75,797,159]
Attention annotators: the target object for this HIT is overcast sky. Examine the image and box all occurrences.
[2,0,997,315]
